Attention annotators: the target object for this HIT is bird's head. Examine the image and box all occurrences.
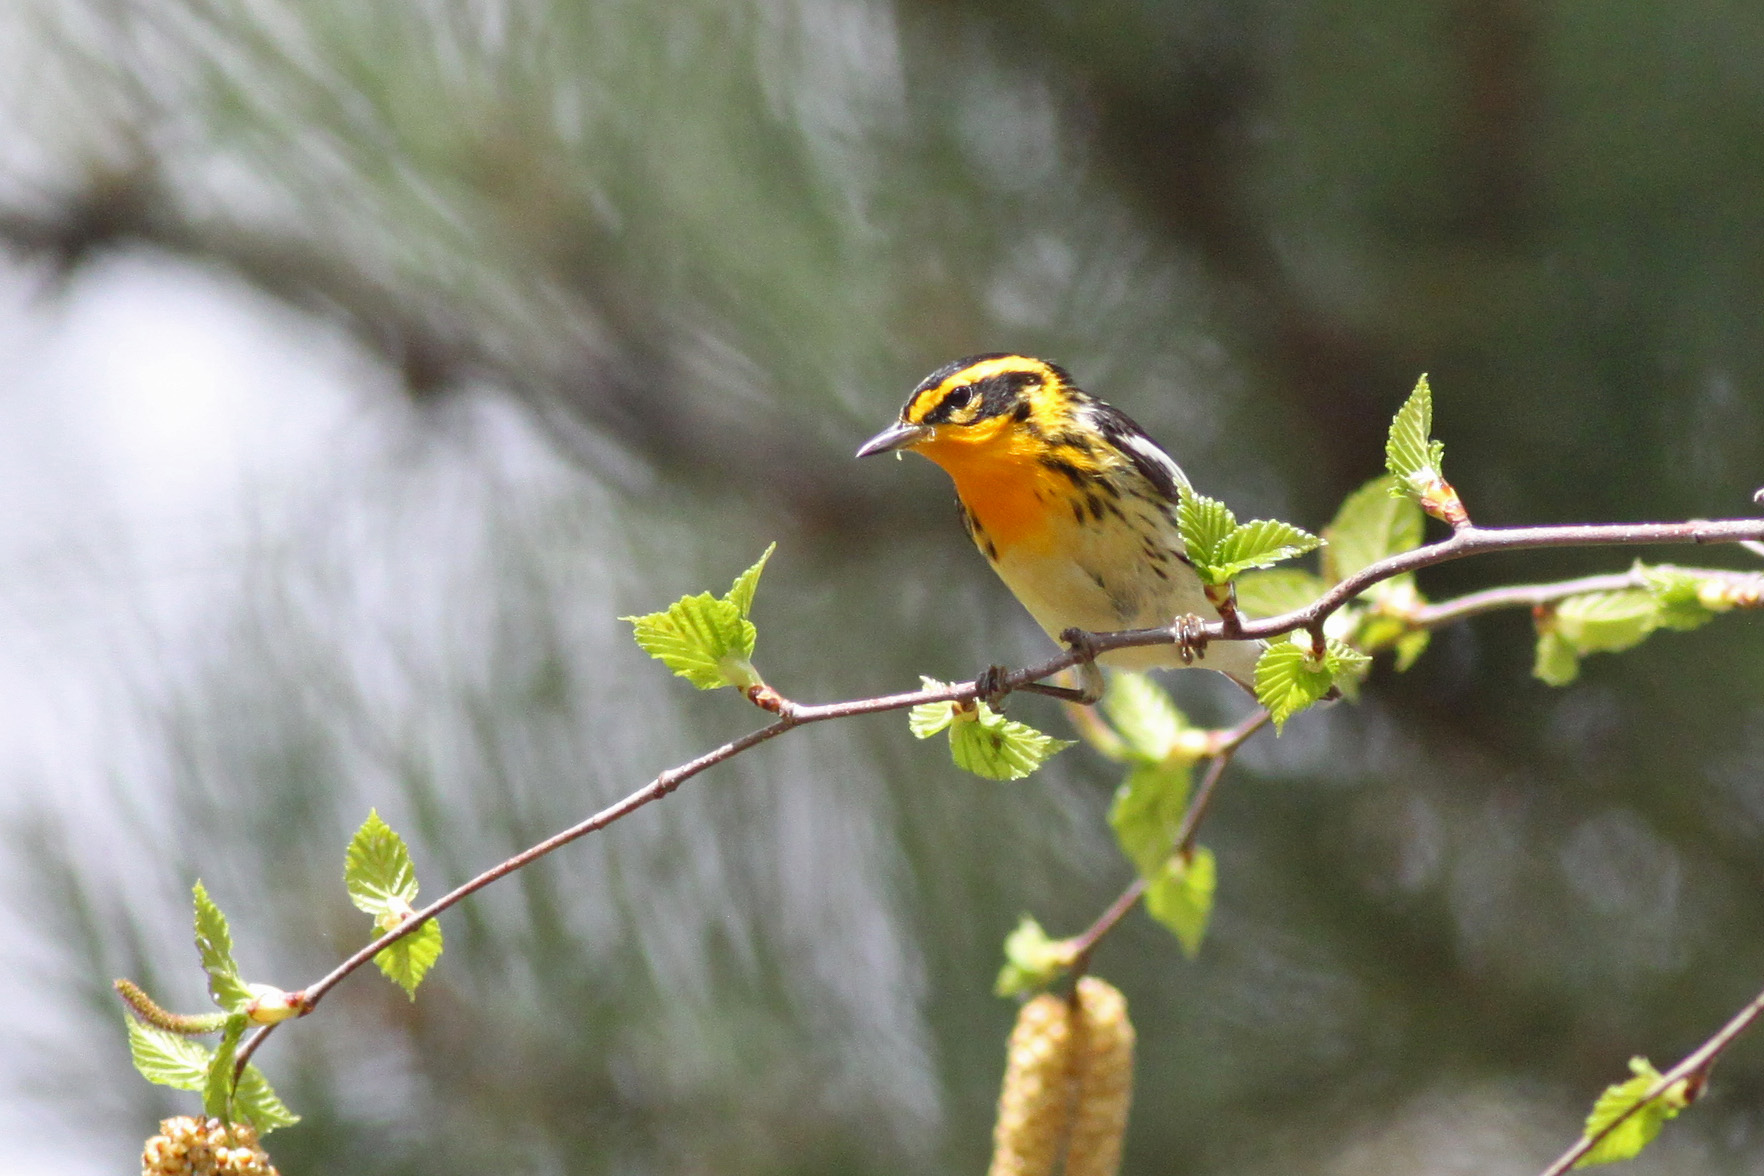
[856,354,1074,463]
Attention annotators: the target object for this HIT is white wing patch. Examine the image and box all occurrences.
[1117,429,1191,494]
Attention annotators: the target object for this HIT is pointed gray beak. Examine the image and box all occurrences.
[855,420,932,458]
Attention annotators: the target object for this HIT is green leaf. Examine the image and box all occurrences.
[374,917,444,1000]
[346,811,443,998]
[345,809,420,916]
[192,882,251,1014]
[1552,590,1659,654]
[1101,673,1191,762]
[1109,762,1193,879]
[1210,519,1323,580]
[994,915,1078,997]
[234,1064,302,1134]
[1234,569,1328,620]
[1177,488,1237,570]
[203,1014,248,1122]
[1575,1057,1689,1167]
[1254,638,1334,733]
[948,703,1075,781]
[622,546,775,690]
[125,1017,211,1092]
[624,593,756,689]
[1385,374,1447,496]
[908,677,958,738]
[725,542,776,619]
[1534,629,1581,686]
[1145,847,1217,957]
[1324,637,1373,692]
[1178,489,1321,584]
[1641,565,1721,631]
[1324,476,1424,584]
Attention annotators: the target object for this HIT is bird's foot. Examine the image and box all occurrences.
[1171,613,1210,665]
[976,664,1012,708]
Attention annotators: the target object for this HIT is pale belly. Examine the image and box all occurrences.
[986,526,1261,683]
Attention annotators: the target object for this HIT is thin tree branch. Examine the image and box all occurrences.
[1057,518,1764,675]
[1069,708,1271,970]
[1537,981,1764,1176]
[231,512,1764,1073]
[1410,565,1764,629]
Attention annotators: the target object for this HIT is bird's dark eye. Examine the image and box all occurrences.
[942,386,975,414]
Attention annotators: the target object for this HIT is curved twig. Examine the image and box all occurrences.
[233,513,1764,1073]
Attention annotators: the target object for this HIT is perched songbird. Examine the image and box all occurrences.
[857,354,1260,698]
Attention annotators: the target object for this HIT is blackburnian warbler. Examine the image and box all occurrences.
[857,353,1260,699]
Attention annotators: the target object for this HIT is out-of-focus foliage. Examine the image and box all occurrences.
[3,1,1764,1174]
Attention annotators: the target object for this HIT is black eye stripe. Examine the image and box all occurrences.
[905,358,1049,425]
[921,384,975,424]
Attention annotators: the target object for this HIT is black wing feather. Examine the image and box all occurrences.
[1086,402,1191,503]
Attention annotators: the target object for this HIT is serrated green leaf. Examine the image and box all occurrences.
[1210,519,1323,580]
[1101,673,1190,762]
[908,677,957,738]
[192,882,251,1014]
[1177,488,1237,570]
[1385,375,1446,494]
[1553,590,1659,654]
[346,811,443,997]
[623,547,775,690]
[203,1014,248,1121]
[1253,638,1335,733]
[234,1064,301,1134]
[1109,761,1194,879]
[374,917,444,1000]
[1534,629,1581,686]
[1324,638,1372,679]
[125,1017,212,1092]
[1324,476,1425,584]
[1234,569,1328,619]
[1145,846,1216,957]
[948,705,1075,780]
[994,915,1078,997]
[1575,1057,1687,1168]
[346,809,419,917]
[726,542,777,619]
[1327,639,1372,701]
[623,593,755,689]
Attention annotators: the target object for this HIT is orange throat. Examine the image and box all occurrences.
[914,431,1066,555]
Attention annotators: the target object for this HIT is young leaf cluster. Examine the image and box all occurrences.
[910,679,1074,780]
[124,810,445,1133]
[1534,564,1745,686]
[347,810,443,998]
[1574,1056,1691,1167]
[622,544,775,690]
[1254,636,1370,733]
[1177,488,1321,587]
[1384,375,1467,524]
[122,884,300,1135]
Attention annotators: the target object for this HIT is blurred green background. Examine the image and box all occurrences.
[1,1,1762,1173]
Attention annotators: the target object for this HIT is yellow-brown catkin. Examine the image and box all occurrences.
[988,978,1136,1176]
[1064,977,1135,1176]
[141,1116,280,1176]
[989,993,1077,1176]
